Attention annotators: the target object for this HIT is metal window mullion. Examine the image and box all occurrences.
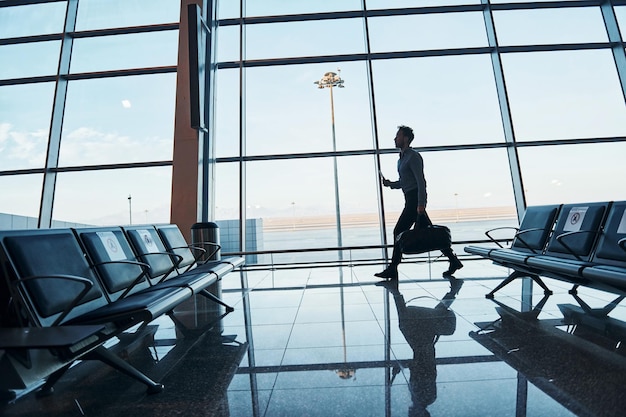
[362,0,389,259]
[482,0,526,221]
[239,0,247,255]
[601,0,626,103]
[39,0,79,228]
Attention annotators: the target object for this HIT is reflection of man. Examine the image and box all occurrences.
[379,279,463,417]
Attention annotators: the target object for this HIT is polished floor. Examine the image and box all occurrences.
[3,259,626,417]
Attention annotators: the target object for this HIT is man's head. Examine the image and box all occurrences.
[394,125,414,149]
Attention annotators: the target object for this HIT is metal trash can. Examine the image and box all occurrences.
[191,221,221,262]
[191,222,224,325]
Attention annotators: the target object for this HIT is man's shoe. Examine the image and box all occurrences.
[374,267,398,280]
[442,257,463,278]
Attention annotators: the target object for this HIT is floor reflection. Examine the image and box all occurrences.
[4,267,626,416]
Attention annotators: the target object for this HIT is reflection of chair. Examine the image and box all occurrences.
[469,302,626,417]
[379,280,462,416]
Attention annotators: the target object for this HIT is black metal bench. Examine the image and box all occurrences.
[0,225,244,398]
[465,201,626,300]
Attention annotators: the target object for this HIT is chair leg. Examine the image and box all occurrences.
[486,270,552,298]
[530,274,553,295]
[486,270,524,298]
[200,289,235,313]
[90,346,164,394]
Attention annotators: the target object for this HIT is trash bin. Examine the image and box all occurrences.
[191,221,221,262]
[191,222,225,325]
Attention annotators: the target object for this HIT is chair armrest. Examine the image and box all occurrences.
[193,241,222,263]
[12,274,94,326]
[168,244,208,272]
[485,226,519,248]
[91,259,151,299]
[556,229,598,261]
[513,227,546,253]
[140,252,183,282]
[618,237,626,253]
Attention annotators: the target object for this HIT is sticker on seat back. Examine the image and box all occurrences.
[138,229,159,253]
[97,231,126,261]
[563,207,588,232]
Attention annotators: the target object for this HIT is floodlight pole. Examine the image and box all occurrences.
[128,194,132,225]
[315,71,345,257]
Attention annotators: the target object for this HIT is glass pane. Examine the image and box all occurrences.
[0,41,61,80]
[0,83,55,170]
[217,0,239,20]
[616,6,626,38]
[53,167,172,225]
[491,0,581,2]
[59,73,176,166]
[493,7,608,46]
[216,25,240,63]
[0,3,66,38]
[368,12,488,52]
[336,155,382,250]
[518,142,626,206]
[214,69,240,158]
[244,0,362,16]
[245,61,373,155]
[215,162,240,222]
[380,148,517,244]
[0,174,42,219]
[245,18,365,60]
[367,0,480,8]
[372,55,504,147]
[502,50,626,141]
[214,162,249,261]
[76,0,180,31]
[70,31,178,73]
[246,157,341,256]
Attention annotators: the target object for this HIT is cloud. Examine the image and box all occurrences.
[0,123,47,168]
[61,126,171,165]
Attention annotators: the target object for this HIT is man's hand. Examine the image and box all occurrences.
[382,178,391,187]
[417,205,425,214]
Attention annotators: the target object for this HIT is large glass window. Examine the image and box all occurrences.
[214,68,240,158]
[59,74,176,166]
[0,174,43,219]
[0,83,55,170]
[518,142,626,206]
[367,0,480,8]
[70,31,178,73]
[380,148,517,243]
[368,12,488,52]
[371,55,505,146]
[245,18,366,60]
[0,2,66,38]
[493,7,608,46]
[75,0,179,31]
[244,0,362,17]
[0,41,61,80]
[244,61,373,156]
[502,50,626,141]
[53,167,172,225]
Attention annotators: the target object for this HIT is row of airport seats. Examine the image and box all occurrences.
[0,224,244,399]
[465,201,626,299]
